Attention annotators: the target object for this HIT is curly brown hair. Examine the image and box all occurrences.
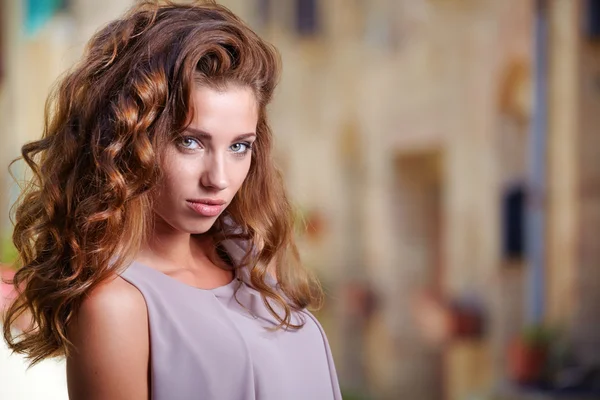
[3,0,323,366]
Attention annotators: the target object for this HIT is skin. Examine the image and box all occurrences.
[66,84,259,399]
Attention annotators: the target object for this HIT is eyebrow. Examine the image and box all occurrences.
[184,127,256,142]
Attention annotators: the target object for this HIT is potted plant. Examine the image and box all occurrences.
[507,324,555,386]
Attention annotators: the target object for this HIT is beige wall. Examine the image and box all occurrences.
[546,0,600,367]
[573,7,600,367]
[253,0,535,398]
[254,1,536,398]
[547,0,580,328]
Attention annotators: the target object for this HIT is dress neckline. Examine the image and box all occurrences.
[128,260,243,297]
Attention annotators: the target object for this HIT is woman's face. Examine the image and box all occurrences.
[153,84,258,234]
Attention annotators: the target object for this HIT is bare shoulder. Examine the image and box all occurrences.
[67,275,149,400]
[77,274,146,319]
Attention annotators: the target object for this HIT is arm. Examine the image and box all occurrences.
[66,276,149,400]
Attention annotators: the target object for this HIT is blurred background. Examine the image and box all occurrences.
[1,0,599,399]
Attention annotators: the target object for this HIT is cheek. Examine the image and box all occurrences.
[231,159,252,189]
[159,156,198,194]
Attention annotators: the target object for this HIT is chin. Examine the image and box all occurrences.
[186,227,211,235]
[186,226,213,235]
[186,219,219,235]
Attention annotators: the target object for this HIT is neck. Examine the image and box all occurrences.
[138,216,214,272]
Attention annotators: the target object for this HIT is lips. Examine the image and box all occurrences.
[186,199,226,217]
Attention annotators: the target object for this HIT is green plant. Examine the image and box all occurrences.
[508,323,562,385]
[521,324,556,348]
[0,231,18,265]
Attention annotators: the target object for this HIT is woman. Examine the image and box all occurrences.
[2,1,342,399]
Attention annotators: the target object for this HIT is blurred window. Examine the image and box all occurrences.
[24,0,70,36]
[502,184,526,261]
[587,0,600,39]
[295,0,319,36]
[257,0,271,28]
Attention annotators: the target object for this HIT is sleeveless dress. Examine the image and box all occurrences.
[119,238,342,400]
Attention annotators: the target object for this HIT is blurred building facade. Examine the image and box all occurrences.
[1,1,599,399]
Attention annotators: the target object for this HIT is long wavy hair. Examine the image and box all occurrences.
[3,0,323,366]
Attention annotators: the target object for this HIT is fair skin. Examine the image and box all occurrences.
[66,84,259,399]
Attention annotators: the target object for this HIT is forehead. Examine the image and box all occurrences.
[188,84,258,138]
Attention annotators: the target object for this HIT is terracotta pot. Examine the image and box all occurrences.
[508,337,548,385]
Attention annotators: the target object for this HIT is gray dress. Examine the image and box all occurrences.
[120,239,342,400]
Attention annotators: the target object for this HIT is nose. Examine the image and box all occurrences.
[200,152,229,191]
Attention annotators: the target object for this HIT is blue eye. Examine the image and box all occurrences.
[230,142,252,154]
[178,137,201,150]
